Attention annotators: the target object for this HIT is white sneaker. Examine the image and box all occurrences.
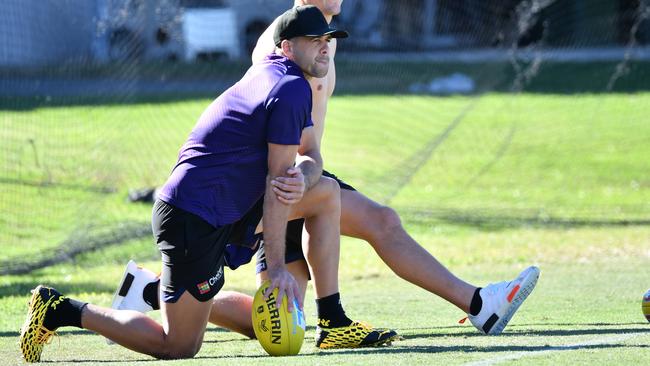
[106,260,159,344]
[469,266,540,335]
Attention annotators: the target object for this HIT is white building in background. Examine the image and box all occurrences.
[91,0,291,63]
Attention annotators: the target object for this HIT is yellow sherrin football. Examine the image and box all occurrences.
[252,281,306,356]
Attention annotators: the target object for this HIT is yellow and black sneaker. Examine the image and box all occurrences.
[315,321,399,349]
[19,285,64,363]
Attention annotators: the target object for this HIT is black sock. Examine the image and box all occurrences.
[143,279,161,310]
[316,293,352,328]
[469,287,483,316]
[43,297,87,330]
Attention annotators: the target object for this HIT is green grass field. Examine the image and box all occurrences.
[1,93,649,364]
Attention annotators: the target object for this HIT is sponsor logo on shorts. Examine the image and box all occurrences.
[197,281,210,294]
[208,266,224,286]
[197,266,224,295]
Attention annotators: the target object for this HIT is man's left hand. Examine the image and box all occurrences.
[271,167,305,205]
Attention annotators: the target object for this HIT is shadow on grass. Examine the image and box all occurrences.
[0,324,238,339]
[400,207,650,231]
[0,177,116,195]
[309,343,650,357]
[0,281,117,299]
[0,220,152,276]
[40,359,156,364]
[11,325,650,362]
[23,341,650,363]
[398,322,648,332]
[401,326,650,340]
[31,340,650,363]
[43,355,267,363]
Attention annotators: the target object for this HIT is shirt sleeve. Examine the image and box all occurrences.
[265,75,313,145]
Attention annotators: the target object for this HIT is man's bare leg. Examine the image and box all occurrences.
[339,189,476,313]
[282,176,398,347]
[288,176,341,298]
[85,290,212,359]
[21,286,213,361]
[209,291,255,339]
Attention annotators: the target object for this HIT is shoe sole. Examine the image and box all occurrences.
[21,285,41,328]
[106,261,138,345]
[363,333,401,347]
[317,333,400,349]
[316,327,401,349]
[20,285,47,362]
[110,261,137,310]
[488,266,540,335]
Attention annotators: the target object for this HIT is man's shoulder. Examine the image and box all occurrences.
[261,55,307,85]
[258,55,305,80]
[272,72,311,100]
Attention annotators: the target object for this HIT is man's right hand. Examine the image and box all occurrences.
[264,266,303,313]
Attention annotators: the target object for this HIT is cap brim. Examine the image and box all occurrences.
[324,29,349,39]
[305,28,349,40]
[277,28,349,47]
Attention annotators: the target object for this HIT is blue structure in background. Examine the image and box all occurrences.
[1,0,649,66]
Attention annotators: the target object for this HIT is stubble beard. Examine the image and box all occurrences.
[307,63,328,79]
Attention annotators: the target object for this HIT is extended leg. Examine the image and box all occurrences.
[339,189,476,312]
[338,189,540,335]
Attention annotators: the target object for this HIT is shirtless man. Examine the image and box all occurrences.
[114,0,540,340]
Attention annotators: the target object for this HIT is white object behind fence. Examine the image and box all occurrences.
[183,8,239,61]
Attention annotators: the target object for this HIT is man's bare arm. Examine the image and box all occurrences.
[296,126,322,190]
[271,126,322,204]
[264,142,303,311]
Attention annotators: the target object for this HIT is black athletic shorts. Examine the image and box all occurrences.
[152,198,263,303]
[255,170,355,273]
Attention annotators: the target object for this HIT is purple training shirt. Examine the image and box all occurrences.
[158,54,313,227]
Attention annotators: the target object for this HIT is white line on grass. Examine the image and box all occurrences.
[463,333,643,366]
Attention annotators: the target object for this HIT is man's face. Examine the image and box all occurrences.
[287,35,331,79]
[301,0,342,17]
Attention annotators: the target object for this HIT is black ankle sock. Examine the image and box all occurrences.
[316,293,352,328]
[143,279,160,310]
[43,297,87,330]
[469,287,483,316]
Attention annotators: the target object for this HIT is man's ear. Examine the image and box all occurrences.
[280,39,293,57]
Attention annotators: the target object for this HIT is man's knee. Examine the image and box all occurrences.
[316,176,341,206]
[169,346,200,360]
[149,334,202,360]
[155,343,200,360]
[293,176,340,219]
[372,205,402,234]
[319,176,340,194]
